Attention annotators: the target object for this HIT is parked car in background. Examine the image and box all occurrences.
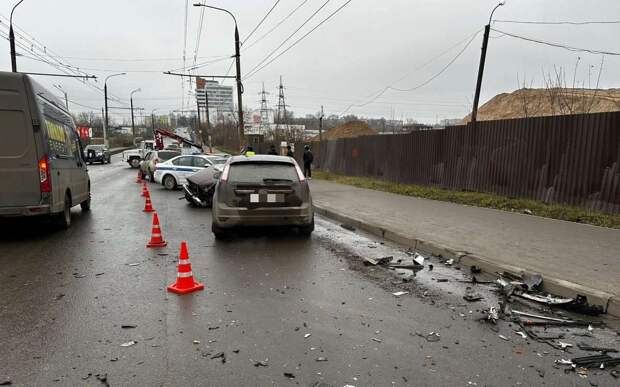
[139,149,181,181]
[153,154,220,190]
[211,155,314,239]
[84,144,111,164]
[0,71,91,228]
[122,140,155,168]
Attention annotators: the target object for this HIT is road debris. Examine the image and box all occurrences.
[413,253,425,266]
[0,380,11,386]
[340,224,355,231]
[304,333,312,338]
[392,291,408,297]
[515,331,528,339]
[571,354,620,368]
[120,340,137,347]
[121,324,137,329]
[444,259,454,266]
[315,357,328,362]
[95,373,109,386]
[463,287,483,302]
[253,360,268,367]
[371,337,382,343]
[577,343,618,353]
[518,293,573,305]
[470,265,482,274]
[416,332,441,342]
[193,340,200,345]
[558,341,573,350]
[211,352,226,363]
[498,335,509,341]
[127,262,141,266]
[283,372,295,379]
[486,307,499,324]
[521,272,543,290]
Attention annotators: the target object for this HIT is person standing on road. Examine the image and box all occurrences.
[303,145,313,179]
[268,144,278,155]
[245,146,256,156]
[286,145,294,158]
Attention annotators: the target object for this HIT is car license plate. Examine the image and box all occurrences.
[249,193,284,203]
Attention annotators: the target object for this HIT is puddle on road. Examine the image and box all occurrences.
[313,215,620,379]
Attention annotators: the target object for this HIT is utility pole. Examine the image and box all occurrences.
[130,88,141,143]
[471,1,505,128]
[103,73,126,147]
[204,84,212,153]
[9,0,24,72]
[275,76,289,138]
[319,105,324,143]
[259,83,270,135]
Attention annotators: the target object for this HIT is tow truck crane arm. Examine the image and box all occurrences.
[153,128,201,150]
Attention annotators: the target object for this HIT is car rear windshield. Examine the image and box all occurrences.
[158,151,180,160]
[228,162,299,184]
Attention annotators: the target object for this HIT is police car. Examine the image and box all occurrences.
[154,154,221,190]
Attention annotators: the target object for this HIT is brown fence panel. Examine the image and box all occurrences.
[311,111,620,214]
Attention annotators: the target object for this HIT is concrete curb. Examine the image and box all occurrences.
[313,203,618,317]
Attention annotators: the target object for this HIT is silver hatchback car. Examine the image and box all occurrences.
[211,155,314,239]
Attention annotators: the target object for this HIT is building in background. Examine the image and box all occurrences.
[196,78,234,122]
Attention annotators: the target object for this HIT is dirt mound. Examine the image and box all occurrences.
[312,120,377,141]
[463,88,620,123]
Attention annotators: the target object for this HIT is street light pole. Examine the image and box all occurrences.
[53,84,69,110]
[193,3,244,142]
[130,88,141,142]
[471,1,505,128]
[9,0,25,72]
[103,72,126,147]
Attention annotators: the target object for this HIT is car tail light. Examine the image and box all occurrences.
[294,164,305,182]
[220,164,230,182]
[39,155,51,192]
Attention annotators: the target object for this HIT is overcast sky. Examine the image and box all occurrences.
[1,0,619,124]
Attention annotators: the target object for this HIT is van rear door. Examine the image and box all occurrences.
[0,75,41,207]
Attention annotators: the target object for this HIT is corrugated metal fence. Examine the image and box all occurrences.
[309,111,620,214]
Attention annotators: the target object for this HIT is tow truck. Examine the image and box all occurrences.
[122,129,203,168]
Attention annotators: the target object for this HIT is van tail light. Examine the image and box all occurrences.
[220,164,230,182]
[294,164,306,182]
[39,155,51,193]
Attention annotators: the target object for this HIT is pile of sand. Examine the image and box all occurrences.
[312,120,377,141]
[462,88,620,123]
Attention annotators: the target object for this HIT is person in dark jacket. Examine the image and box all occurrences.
[286,145,294,158]
[302,145,313,178]
[267,144,278,155]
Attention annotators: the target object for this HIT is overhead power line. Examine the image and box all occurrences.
[244,0,353,80]
[243,0,333,79]
[491,28,620,56]
[339,28,482,115]
[243,0,281,44]
[242,0,309,51]
[493,19,620,26]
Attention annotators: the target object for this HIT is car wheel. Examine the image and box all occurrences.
[163,175,177,190]
[80,190,91,212]
[212,223,229,240]
[299,218,314,237]
[130,158,141,168]
[54,193,72,229]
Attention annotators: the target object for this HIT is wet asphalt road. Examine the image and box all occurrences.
[1,156,619,387]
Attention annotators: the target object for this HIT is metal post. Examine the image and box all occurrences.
[319,105,323,142]
[471,2,505,128]
[471,24,490,127]
[234,26,244,141]
[196,95,203,146]
[103,83,109,146]
[9,0,24,73]
[130,96,135,140]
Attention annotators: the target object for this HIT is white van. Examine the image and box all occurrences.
[0,72,91,228]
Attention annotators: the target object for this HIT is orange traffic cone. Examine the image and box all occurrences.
[136,170,142,183]
[141,181,149,197]
[146,212,168,248]
[143,193,154,212]
[167,241,204,295]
